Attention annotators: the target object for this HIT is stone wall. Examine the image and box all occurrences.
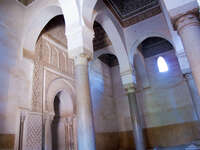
[13,24,76,150]
[136,50,200,148]
[89,59,120,150]
[89,49,200,150]
[89,58,135,150]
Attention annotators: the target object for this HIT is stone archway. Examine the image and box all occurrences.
[51,90,75,150]
[45,79,77,150]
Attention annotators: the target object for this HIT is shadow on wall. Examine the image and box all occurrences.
[51,93,60,149]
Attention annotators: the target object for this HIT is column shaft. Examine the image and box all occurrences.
[184,73,200,119]
[128,91,145,150]
[176,14,200,95]
[44,116,53,150]
[74,56,96,150]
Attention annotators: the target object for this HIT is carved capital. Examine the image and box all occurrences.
[184,72,193,80]
[66,25,94,60]
[175,13,200,33]
[124,83,136,94]
[120,69,136,86]
[74,50,92,65]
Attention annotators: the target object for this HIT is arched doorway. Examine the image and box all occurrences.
[51,90,74,150]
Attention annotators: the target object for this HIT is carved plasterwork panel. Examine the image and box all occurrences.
[104,0,161,27]
[23,112,42,150]
[32,40,44,112]
[44,72,75,114]
[105,0,159,19]
[31,36,75,113]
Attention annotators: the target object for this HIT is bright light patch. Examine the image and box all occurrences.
[157,56,168,73]
[198,0,200,6]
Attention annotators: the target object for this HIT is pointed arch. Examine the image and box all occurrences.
[94,12,131,75]
[129,32,174,67]
[46,78,76,115]
[22,4,63,55]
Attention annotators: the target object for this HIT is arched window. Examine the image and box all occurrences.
[157,56,168,72]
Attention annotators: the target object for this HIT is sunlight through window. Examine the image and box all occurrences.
[198,0,200,7]
[157,56,168,73]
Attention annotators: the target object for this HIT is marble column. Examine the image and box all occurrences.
[175,13,200,95]
[44,115,53,150]
[125,84,145,150]
[74,54,96,150]
[184,73,200,119]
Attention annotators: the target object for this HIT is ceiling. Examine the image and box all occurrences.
[19,0,161,27]
[104,0,161,27]
[93,22,112,51]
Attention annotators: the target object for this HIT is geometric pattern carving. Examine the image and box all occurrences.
[42,38,74,75]
[32,40,44,112]
[51,47,59,67]
[105,0,159,19]
[31,36,74,112]
[23,113,42,150]
[59,52,67,73]
[104,0,161,27]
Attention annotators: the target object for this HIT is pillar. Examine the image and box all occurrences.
[44,115,53,150]
[175,13,200,95]
[184,73,200,119]
[74,54,96,150]
[125,84,145,150]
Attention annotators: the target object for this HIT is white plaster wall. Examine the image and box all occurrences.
[0,0,60,134]
[123,11,190,74]
[0,0,33,133]
[138,50,197,128]
[89,59,119,133]
[124,13,172,55]
[89,58,133,133]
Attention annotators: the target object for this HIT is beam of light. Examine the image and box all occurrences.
[157,56,168,73]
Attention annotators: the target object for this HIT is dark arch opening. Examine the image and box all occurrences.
[93,21,112,51]
[98,54,119,67]
[138,37,174,58]
[37,15,66,43]
[51,92,61,150]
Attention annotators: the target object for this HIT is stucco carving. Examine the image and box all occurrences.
[23,112,42,150]
[27,33,77,150]
[31,37,75,112]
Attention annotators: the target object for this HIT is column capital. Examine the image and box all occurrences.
[65,25,94,60]
[74,51,92,65]
[184,72,193,80]
[120,69,136,86]
[175,13,200,33]
[124,83,136,94]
